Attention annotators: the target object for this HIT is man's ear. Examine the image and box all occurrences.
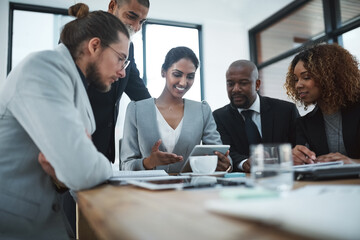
[255,79,261,92]
[87,38,102,56]
[108,0,116,13]
[161,69,166,78]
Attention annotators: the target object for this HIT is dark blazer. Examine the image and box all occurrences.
[87,43,151,162]
[296,102,360,158]
[213,96,299,171]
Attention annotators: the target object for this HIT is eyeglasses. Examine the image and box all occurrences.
[106,45,130,71]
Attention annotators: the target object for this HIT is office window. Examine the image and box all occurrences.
[340,0,360,25]
[255,0,324,65]
[342,27,360,60]
[8,3,71,73]
[249,0,360,116]
[144,24,201,101]
[259,55,314,116]
[131,21,202,101]
[259,55,294,101]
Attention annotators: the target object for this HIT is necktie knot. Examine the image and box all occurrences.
[242,110,254,119]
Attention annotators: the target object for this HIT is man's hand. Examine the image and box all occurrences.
[38,152,67,189]
[242,158,252,173]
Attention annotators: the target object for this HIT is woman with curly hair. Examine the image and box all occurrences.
[284,43,360,165]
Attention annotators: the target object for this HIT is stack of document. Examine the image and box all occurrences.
[292,161,343,170]
[110,170,190,186]
[110,170,168,182]
[112,169,168,178]
[206,185,360,240]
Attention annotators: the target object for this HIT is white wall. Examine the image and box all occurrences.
[0,0,293,109]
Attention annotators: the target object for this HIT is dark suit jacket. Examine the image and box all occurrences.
[213,96,299,171]
[87,43,151,162]
[296,102,360,158]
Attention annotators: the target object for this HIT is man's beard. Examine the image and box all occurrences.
[125,24,136,38]
[86,62,110,93]
[231,94,250,109]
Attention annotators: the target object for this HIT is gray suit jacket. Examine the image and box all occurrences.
[0,44,112,239]
[121,98,225,173]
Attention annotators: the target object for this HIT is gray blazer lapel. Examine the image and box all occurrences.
[172,99,192,157]
[57,44,95,133]
[137,98,165,151]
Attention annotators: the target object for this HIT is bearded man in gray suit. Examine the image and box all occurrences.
[0,7,130,239]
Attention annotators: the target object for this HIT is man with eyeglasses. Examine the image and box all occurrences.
[0,8,129,238]
[88,0,151,164]
[61,0,151,236]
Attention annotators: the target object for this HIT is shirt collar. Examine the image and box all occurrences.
[76,65,88,89]
[238,93,261,114]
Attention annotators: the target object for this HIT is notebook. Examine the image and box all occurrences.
[294,163,360,181]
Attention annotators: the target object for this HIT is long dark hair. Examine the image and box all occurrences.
[285,43,360,113]
[61,3,129,59]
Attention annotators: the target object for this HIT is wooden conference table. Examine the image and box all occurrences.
[76,177,360,240]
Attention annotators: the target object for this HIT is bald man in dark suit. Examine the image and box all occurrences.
[213,60,299,172]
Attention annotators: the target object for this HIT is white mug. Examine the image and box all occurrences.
[189,155,217,174]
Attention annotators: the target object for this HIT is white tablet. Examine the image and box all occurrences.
[189,145,230,156]
[179,145,230,173]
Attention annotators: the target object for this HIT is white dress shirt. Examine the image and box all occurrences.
[155,106,183,153]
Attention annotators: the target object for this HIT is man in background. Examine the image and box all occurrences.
[213,60,299,172]
[89,0,151,163]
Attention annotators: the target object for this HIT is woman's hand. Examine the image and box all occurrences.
[214,150,232,172]
[292,145,316,165]
[316,152,356,164]
[143,139,183,169]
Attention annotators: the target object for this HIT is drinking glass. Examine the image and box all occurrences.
[250,143,293,192]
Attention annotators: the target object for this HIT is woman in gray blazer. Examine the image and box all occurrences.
[121,47,231,173]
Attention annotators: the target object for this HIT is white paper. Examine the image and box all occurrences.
[206,185,360,240]
[293,161,343,170]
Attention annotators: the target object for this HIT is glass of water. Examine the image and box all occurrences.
[250,143,293,192]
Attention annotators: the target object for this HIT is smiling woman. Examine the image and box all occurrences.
[285,43,360,166]
[120,46,232,173]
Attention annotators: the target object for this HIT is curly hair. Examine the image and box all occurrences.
[284,43,360,113]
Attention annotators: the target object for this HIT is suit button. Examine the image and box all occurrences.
[108,122,113,127]
[52,203,60,212]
